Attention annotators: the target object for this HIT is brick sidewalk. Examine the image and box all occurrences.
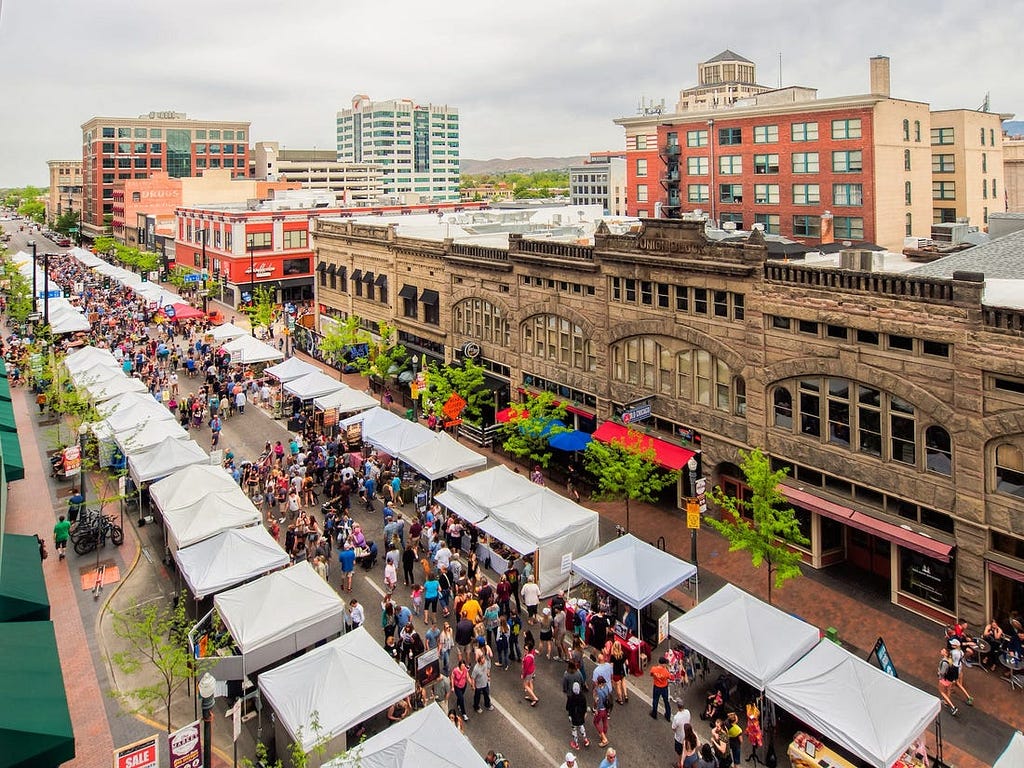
[5,385,125,768]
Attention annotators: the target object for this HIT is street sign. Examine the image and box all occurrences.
[114,734,159,768]
[168,720,202,768]
[183,272,203,283]
[163,305,176,318]
[228,699,242,742]
[621,404,651,424]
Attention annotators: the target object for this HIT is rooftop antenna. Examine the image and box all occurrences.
[978,92,990,112]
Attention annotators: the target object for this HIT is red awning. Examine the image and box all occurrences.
[781,484,954,563]
[495,406,529,423]
[592,421,695,471]
[987,560,1024,584]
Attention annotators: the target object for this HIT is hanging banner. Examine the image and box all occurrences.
[62,445,82,477]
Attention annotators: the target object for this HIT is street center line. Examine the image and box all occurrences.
[363,574,385,597]
[490,698,560,768]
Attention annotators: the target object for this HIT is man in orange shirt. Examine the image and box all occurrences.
[649,656,672,721]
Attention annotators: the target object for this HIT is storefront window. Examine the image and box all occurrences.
[282,258,310,275]
[821,516,843,551]
[899,549,955,611]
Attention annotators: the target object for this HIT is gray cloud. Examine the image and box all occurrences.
[1,0,1018,185]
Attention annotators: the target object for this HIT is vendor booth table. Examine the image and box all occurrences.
[437,465,600,595]
[571,534,696,669]
[259,627,415,767]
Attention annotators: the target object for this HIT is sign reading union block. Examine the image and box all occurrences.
[114,734,159,768]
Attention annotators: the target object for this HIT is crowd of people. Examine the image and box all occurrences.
[12,249,770,768]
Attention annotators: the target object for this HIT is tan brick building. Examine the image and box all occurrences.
[45,160,82,227]
[313,215,1024,627]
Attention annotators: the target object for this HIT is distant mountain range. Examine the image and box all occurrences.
[462,156,588,175]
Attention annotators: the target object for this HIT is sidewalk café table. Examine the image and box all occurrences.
[1000,652,1024,691]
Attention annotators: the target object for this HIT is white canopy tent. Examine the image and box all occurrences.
[103,399,175,435]
[96,390,161,418]
[323,703,489,768]
[85,375,149,402]
[149,464,239,510]
[259,627,416,758]
[340,405,403,431]
[312,386,378,415]
[994,732,1024,768]
[208,322,249,342]
[223,334,284,364]
[48,303,92,334]
[668,584,821,691]
[437,465,600,595]
[127,436,208,484]
[174,525,288,598]
[265,356,323,382]
[160,489,262,551]
[282,370,346,401]
[62,345,118,374]
[114,418,189,456]
[765,639,941,768]
[571,534,696,609]
[364,418,435,457]
[70,247,104,267]
[398,431,487,481]
[209,562,346,681]
[70,364,125,389]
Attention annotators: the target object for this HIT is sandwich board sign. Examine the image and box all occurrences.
[114,734,159,768]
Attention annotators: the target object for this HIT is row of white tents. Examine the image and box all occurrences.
[668,584,941,768]
[8,250,94,334]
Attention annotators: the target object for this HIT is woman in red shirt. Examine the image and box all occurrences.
[451,659,470,721]
[521,643,539,706]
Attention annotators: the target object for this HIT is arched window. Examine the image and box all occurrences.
[995,444,1024,498]
[925,426,952,475]
[734,376,747,416]
[454,297,510,347]
[914,120,921,141]
[610,338,734,412]
[902,119,910,141]
[773,387,793,428]
[522,314,594,371]
[904,149,911,171]
[905,212,913,237]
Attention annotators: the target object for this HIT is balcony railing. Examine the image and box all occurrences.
[764,263,955,301]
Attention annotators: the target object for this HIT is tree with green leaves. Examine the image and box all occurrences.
[422,357,490,426]
[3,185,45,209]
[706,447,808,605]
[582,428,679,532]
[93,236,117,255]
[357,321,408,400]
[318,315,370,368]
[52,209,79,235]
[165,265,198,292]
[18,199,45,223]
[0,255,34,324]
[499,390,568,469]
[241,285,277,336]
[108,591,200,734]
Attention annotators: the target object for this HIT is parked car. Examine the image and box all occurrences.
[56,237,72,247]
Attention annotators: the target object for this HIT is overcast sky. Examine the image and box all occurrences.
[0,0,1019,186]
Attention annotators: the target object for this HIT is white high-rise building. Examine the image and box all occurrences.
[336,95,460,204]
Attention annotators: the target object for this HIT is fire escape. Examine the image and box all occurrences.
[659,134,681,218]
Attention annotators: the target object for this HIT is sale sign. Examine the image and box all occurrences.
[114,735,159,768]
[168,720,203,768]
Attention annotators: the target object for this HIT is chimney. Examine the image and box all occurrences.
[870,56,890,97]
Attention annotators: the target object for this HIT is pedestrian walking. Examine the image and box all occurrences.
[53,515,70,560]
[471,654,494,713]
[936,648,959,715]
[649,655,672,721]
[947,638,974,707]
[451,659,470,721]
[598,747,618,768]
[593,674,612,748]
[565,681,590,750]
[522,643,539,706]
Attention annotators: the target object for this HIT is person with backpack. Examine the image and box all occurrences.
[947,638,974,707]
[936,647,959,715]
[485,751,510,768]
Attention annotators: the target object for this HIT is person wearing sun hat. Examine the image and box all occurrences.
[559,752,577,768]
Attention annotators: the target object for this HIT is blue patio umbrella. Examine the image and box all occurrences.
[537,418,568,438]
[549,429,593,452]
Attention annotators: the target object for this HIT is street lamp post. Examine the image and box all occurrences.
[411,355,420,422]
[43,253,50,327]
[248,241,255,337]
[198,673,216,768]
[28,239,37,315]
[78,423,88,498]
[687,457,699,573]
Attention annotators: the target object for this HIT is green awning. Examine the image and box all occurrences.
[0,431,24,481]
[0,534,49,622]
[0,375,11,402]
[0,399,15,432]
[0,621,75,767]
[0,358,8,377]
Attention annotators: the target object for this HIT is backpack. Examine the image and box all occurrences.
[938,658,952,679]
[491,754,510,768]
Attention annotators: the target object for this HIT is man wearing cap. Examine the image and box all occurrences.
[559,752,578,768]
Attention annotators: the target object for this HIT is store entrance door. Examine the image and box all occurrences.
[846,528,891,588]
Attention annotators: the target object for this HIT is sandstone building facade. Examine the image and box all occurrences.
[312,216,1024,627]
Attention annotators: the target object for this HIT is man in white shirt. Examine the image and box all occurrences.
[435,543,452,570]
[671,699,692,766]
[349,599,364,629]
[521,577,541,624]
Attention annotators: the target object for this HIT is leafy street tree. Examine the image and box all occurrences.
[422,357,490,426]
[242,285,277,336]
[499,390,568,469]
[318,314,370,368]
[166,265,198,292]
[18,199,45,223]
[582,428,679,532]
[109,592,198,734]
[1,256,34,323]
[3,185,45,209]
[705,447,808,605]
[52,209,79,235]
[93,236,117,255]
[357,321,408,400]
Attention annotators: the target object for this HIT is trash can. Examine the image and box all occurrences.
[406,408,415,422]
